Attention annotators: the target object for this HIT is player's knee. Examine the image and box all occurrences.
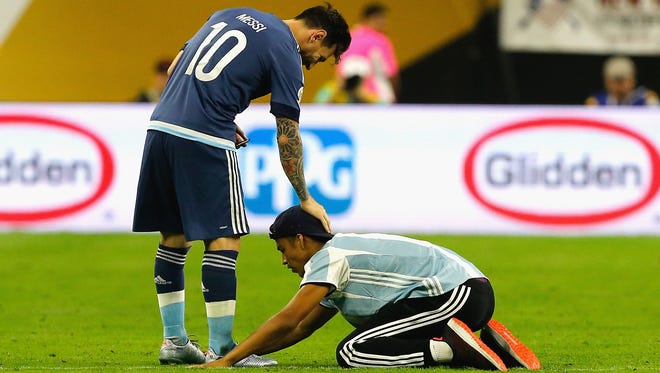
[160,232,189,248]
[204,235,241,251]
[335,342,352,368]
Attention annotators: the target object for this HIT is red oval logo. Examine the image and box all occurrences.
[0,114,114,222]
[463,117,660,225]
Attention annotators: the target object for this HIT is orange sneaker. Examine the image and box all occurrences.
[444,318,507,371]
[480,319,541,370]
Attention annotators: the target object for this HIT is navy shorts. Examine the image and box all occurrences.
[132,130,249,241]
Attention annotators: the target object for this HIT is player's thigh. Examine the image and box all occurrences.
[451,277,494,331]
[341,278,494,344]
[169,137,249,241]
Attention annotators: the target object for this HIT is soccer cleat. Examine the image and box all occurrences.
[444,318,507,371]
[158,337,206,365]
[234,354,278,367]
[204,347,221,363]
[480,319,541,370]
[205,347,278,367]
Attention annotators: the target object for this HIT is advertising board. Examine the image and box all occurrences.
[1,104,658,235]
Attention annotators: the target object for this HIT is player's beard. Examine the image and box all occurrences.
[301,55,314,70]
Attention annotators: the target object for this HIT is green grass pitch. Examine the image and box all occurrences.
[0,233,658,372]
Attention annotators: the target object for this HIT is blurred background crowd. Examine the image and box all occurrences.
[1,0,659,106]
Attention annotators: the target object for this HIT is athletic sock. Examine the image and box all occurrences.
[154,244,190,344]
[202,250,238,355]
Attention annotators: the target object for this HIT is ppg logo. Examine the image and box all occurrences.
[239,127,354,215]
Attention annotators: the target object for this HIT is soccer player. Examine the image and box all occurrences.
[202,206,541,370]
[132,5,351,366]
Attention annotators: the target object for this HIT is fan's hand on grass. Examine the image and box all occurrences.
[193,360,231,368]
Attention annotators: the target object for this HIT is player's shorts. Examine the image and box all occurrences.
[132,130,249,241]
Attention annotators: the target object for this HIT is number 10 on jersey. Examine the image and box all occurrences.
[185,22,247,82]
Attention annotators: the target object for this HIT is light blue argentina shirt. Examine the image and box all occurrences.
[300,233,486,327]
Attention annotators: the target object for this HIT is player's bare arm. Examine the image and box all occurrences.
[276,116,309,201]
[246,295,336,356]
[275,116,332,232]
[275,302,337,348]
[202,284,331,367]
[167,50,183,76]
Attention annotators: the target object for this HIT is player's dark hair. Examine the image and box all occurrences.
[155,58,171,74]
[307,235,332,245]
[294,3,351,63]
[361,2,388,20]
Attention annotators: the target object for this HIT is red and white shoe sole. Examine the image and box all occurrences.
[448,318,508,371]
[483,319,541,370]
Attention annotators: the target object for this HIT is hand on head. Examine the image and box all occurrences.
[300,198,332,233]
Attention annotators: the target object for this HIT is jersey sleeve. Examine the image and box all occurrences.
[267,41,303,122]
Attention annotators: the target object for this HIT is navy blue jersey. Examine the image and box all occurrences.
[150,8,304,150]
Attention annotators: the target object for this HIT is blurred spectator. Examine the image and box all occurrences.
[585,56,659,106]
[314,58,379,103]
[337,2,399,103]
[134,58,172,103]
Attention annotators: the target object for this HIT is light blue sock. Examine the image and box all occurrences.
[155,244,190,344]
[202,250,238,354]
[207,314,237,355]
[160,301,186,341]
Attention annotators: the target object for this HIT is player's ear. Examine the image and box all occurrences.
[296,233,305,248]
[310,29,327,44]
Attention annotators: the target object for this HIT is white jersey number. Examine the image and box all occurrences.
[185,22,247,82]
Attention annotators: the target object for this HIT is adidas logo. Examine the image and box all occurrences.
[154,275,172,285]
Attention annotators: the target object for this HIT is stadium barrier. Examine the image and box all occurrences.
[1,103,659,235]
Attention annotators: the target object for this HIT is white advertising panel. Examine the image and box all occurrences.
[500,0,660,54]
[0,103,658,235]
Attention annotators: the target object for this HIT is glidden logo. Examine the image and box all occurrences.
[0,115,114,222]
[463,117,660,225]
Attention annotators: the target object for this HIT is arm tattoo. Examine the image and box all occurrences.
[276,116,309,201]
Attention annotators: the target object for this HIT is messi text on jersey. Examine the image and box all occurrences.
[235,14,268,33]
